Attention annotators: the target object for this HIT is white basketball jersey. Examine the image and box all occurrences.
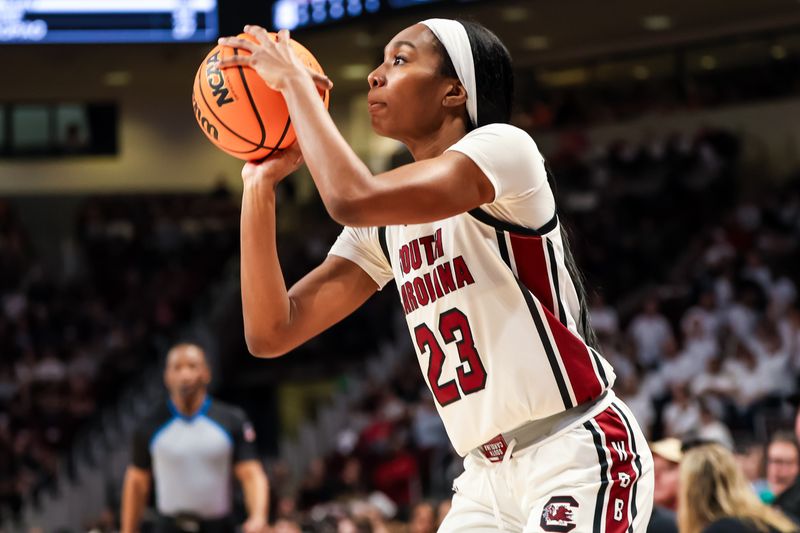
[329,124,615,456]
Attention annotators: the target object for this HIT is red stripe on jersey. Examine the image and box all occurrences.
[508,233,553,312]
[596,408,638,533]
[510,232,603,404]
[543,310,603,404]
[508,234,555,314]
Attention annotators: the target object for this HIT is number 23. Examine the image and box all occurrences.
[414,308,487,407]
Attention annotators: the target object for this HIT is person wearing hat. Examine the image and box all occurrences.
[648,438,681,533]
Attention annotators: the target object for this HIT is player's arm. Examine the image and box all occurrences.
[120,465,151,533]
[218,28,495,228]
[241,155,378,358]
[234,460,269,533]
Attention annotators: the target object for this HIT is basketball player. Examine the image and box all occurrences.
[218,19,654,532]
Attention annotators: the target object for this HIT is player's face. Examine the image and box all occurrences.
[164,346,209,398]
[367,24,461,141]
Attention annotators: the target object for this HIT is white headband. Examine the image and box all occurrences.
[420,18,477,127]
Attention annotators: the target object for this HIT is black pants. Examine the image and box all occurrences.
[155,514,236,533]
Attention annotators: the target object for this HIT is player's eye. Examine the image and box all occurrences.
[392,55,407,66]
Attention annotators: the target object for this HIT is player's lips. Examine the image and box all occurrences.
[368,99,386,113]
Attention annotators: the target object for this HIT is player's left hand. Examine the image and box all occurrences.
[217,26,332,93]
[241,515,268,533]
[241,142,304,189]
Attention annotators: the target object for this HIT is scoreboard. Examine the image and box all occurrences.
[0,0,218,44]
[272,0,474,31]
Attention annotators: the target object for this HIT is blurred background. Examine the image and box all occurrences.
[0,0,799,531]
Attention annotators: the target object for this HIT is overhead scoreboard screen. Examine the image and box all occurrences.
[0,0,218,44]
[272,0,457,31]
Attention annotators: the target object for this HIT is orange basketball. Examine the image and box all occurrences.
[192,33,329,161]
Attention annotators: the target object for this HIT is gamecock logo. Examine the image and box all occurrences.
[540,496,579,532]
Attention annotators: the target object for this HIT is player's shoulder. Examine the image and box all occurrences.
[464,123,540,149]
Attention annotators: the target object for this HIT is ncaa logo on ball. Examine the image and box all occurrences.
[205,51,235,107]
[540,496,578,532]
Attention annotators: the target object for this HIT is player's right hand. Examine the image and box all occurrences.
[241,143,304,189]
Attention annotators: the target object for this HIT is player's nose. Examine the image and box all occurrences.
[367,66,386,89]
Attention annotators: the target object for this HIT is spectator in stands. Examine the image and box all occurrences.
[436,499,452,529]
[408,501,437,533]
[766,433,800,506]
[628,296,674,370]
[694,400,734,450]
[734,439,771,501]
[773,410,800,521]
[648,438,680,533]
[121,343,268,533]
[663,384,701,439]
[678,443,797,533]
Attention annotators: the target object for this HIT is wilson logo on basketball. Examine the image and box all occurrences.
[192,94,219,140]
[205,51,235,107]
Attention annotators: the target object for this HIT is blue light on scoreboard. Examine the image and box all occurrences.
[0,0,219,44]
[273,0,448,31]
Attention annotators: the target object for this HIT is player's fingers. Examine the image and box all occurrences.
[285,142,303,163]
[310,71,333,90]
[217,36,258,51]
[276,29,290,44]
[217,56,252,69]
[244,24,272,46]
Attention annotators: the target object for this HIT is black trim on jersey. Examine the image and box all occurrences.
[378,226,391,267]
[612,402,643,533]
[589,347,610,388]
[468,207,558,236]
[546,238,567,326]
[496,230,511,269]
[585,420,610,533]
[514,277,573,409]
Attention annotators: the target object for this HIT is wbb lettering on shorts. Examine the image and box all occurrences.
[192,94,219,140]
[398,229,476,315]
[206,51,234,107]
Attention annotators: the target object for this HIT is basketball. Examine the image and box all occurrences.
[192,32,329,161]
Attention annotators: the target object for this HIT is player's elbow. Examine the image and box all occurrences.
[245,332,289,359]
[326,195,370,227]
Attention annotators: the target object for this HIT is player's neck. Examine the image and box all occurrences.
[171,391,207,417]
[404,116,468,161]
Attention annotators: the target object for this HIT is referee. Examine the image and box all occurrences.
[121,343,269,533]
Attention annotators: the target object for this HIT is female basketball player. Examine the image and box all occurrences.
[218,20,654,532]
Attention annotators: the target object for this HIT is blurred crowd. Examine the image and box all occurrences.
[0,190,240,523]
[516,54,800,130]
[548,127,740,300]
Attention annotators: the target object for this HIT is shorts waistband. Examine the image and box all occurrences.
[473,391,614,463]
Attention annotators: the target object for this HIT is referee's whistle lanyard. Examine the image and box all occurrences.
[478,438,518,532]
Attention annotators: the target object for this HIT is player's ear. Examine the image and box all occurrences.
[442,81,467,109]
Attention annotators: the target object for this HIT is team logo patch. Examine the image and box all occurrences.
[540,496,578,532]
[243,422,256,443]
